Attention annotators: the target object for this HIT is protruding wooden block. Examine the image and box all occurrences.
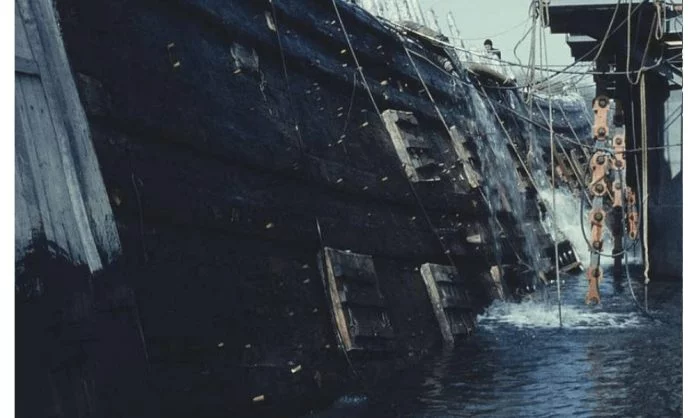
[319,248,394,352]
[419,263,473,347]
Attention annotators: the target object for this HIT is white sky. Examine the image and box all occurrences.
[420,0,575,67]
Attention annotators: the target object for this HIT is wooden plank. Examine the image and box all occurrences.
[16,74,75,259]
[15,56,40,76]
[15,6,34,62]
[319,248,394,351]
[449,126,481,189]
[382,110,419,181]
[28,0,121,264]
[420,263,475,346]
[345,306,394,339]
[338,288,385,308]
[420,263,456,347]
[320,248,356,351]
[17,0,99,268]
[14,101,43,259]
[15,0,121,270]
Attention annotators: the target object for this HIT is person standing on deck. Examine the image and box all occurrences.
[484,39,501,58]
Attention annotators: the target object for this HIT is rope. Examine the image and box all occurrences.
[592,0,623,63]
[655,1,665,40]
[382,2,657,91]
[400,42,531,274]
[553,102,593,204]
[446,17,530,42]
[621,87,668,323]
[403,31,546,285]
[546,59,563,328]
[626,5,658,85]
[269,0,307,153]
[620,179,655,319]
[478,88,542,195]
[639,74,650,311]
[330,0,462,271]
[578,171,641,258]
[377,47,620,161]
[475,85,564,275]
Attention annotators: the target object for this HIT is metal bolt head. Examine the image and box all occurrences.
[592,241,602,250]
[597,127,607,137]
[593,183,605,194]
[593,212,603,222]
[598,97,608,108]
[596,155,606,164]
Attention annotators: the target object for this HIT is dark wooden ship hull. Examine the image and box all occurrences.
[16,0,593,416]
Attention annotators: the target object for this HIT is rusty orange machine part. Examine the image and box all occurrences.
[589,153,609,194]
[592,96,610,140]
[626,187,639,240]
[585,267,602,305]
[585,96,620,305]
[612,135,626,207]
[589,209,605,251]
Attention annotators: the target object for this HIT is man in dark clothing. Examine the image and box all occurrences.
[484,39,501,58]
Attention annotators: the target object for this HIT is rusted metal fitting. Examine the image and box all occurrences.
[596,155,606,165]
[597,127,607,138]
[592,240,603,250]
[590,208,606,225]
[592,182,606,195]
[586,268,601,304]
[627,192,636,205]
[597,97,608,108]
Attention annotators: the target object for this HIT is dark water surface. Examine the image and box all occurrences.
[309,268,682,417]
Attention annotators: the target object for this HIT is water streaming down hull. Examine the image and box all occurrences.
[354,0,566,289]
[468,88,545,276]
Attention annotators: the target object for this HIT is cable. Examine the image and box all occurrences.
[401,47,599,155]
[388,49,604,159]
[447,17,531,42]
[626,4,658,85]
[639,74,650,311]
[269,0,307,153]
[591,0,623,63]
[542,21,563,327]
[578,182,641,258]
[478,85,542,196]
[655,1,665,40]
[513,22,536,68]
[624,143,682,154]
[384,1,651,90]
[401,42,538,276]
[331,0,464,273]
[554,102,593,204]
[405,34,548,284]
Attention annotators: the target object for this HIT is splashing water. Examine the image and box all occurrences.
[466,86,544,274]
[537,187,591,266]
[478,298,644,330]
